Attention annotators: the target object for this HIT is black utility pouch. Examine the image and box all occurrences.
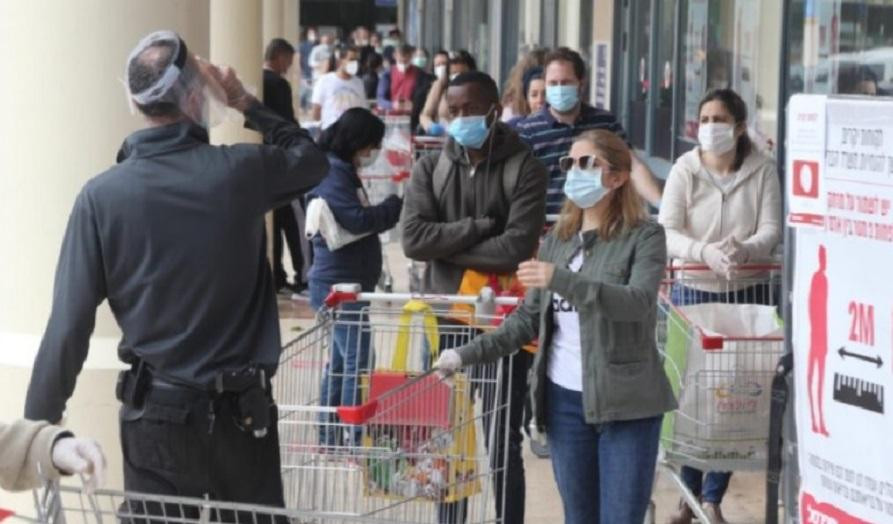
[115,360,150,409]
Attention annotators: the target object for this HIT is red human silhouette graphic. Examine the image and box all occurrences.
[807,245,830,436]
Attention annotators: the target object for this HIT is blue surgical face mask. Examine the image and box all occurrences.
[447,113,491,149]
[546,84,580,112]
[563,167,608,208]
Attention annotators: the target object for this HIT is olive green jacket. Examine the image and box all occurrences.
[456,219,677,427]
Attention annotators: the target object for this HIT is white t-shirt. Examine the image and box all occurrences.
[547,249,585,391]
[311,72,366,129]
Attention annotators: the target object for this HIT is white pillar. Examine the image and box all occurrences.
[283,0,300,45]
[0,0,209,511]
[209,1,272,264]
[210,0,263,146]
[264,0,285,44]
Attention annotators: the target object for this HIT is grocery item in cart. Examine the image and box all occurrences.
[343,300,481,503]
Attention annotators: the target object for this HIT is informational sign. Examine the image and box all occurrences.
[787,94,828,228]
[791,95,893,523]
[787,96,893,234]
[823,99,893,241]
[682,0,709,140]
[592,41,611,110]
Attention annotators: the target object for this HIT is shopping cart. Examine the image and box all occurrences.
[352,113,413,293]
[410,136,446,164]
[273,286,521,523]
[655,263,784,524]
[28,481,365,524]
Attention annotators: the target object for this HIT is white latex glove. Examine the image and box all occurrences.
[720,236,749,265]
[434,349,463,378]
[51,436,106,493]
[702,243,732,279]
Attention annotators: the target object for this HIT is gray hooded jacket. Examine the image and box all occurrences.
[401,122,548,294]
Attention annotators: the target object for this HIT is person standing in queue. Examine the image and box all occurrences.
[402,71,547,524]
[312,46,367,130]
[436,130,676,524]
[306,108,402,446]
[262,38,308,295]
[23,30,328,509]
[515,47,663,213]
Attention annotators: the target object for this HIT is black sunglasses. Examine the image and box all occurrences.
[558,155,600,172]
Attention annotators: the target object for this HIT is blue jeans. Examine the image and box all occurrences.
[546,380,661,524]
[670,283,778,504]
[310,279,372,445]
[669,282,777,307]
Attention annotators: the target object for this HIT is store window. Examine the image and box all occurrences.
[616,0,782,170]
[653,0,677,159]
[452,0,490,74]
[788,0,893,97]
[626,1,651,150]
[676,0,782,155]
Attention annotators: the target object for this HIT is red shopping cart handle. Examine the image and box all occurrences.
[701,333,724,351]
[324,284,361,308]
[392,171,410,182]
[337,400,379,425]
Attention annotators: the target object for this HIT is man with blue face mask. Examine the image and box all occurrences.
[515,47,663,215]
[401,71,547,524]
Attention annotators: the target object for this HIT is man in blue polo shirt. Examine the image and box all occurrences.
[515,47,663,215]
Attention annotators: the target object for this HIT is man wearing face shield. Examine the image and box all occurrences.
[401,71,547,524]
[24,30,328,508]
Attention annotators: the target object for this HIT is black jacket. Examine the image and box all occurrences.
[262,69,296,124]
[24,102,328,422]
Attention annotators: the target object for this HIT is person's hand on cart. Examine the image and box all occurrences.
[701,242,733,279]
[52,435,107,492]
[434,349,463,379]
[720,235,749,263]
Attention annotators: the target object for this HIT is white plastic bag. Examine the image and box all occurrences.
[663,303,782,465]
[305,198,373,251]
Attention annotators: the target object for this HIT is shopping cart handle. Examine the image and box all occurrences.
[324,283,362,308]
[392,171,410,182]
[701,333,724,350]
[337,400,379,425]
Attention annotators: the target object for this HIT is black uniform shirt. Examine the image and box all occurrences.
[262,69,296,124]
[24,102,328,422]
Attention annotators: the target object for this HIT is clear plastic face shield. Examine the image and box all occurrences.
[124,30,228,129]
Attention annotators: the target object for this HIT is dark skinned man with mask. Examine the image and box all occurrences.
[401,71,547,524]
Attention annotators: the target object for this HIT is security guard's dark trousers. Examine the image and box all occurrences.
[119,382,285,521]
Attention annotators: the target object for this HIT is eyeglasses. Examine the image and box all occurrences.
[558,155,600,172]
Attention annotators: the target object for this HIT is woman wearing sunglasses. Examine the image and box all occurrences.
[435,129,676,524]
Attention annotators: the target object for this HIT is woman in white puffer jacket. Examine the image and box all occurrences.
[658,88,782,524]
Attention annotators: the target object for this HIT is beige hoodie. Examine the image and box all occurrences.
[0,419,66,492]
[658,147,782,292]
